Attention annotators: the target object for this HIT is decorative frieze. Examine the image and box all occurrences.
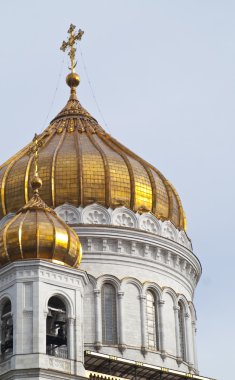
[79,234,199,288]
[1,204,192,250]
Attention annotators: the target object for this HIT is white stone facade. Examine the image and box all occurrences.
[77,224,200,374]
[0,203,201,378]
[0,261,89,380]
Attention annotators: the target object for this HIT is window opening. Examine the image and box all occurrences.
[1,300,13,359]
[46,296,67,358]
[102,284,117,344]
[178,303,186,360]
[146,290,159,350]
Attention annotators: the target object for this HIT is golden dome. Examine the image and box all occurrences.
[0,81,186,231]
[0,190,82,268]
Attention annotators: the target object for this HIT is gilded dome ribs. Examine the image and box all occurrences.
[152,168,173,220]
[138,162,156,214]
[108,137,153,213]
[19,211,28,258]
[98,134,135,209]
[61,218,72,263]
[1,160,17,216]
[3,213,18,261]
[51,129,66,207]
[74,130,83,206]
[46,210,56,261]
[87,133,111,207]
[169,182,186,230]
[0,83,186,230]
[25,155,34,204]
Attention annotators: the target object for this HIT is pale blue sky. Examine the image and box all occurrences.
[0,1,234,379]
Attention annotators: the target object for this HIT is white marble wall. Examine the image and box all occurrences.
[84,274,198,374]
[0,261,88,379]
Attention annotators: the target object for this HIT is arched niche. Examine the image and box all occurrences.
[46,296,68,358]
[0,299,13,359]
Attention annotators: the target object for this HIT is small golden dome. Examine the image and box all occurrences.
[0,191,82,268]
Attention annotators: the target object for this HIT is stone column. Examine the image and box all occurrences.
[139,295,147,355]
[94,289,102,350]
[173,305,181,361]
[158,300,166,359]
[192,321,198,371]
[14,282,23,355]
[33,280,46,354]
[68,317,75,360]
[118,291,126,353]
[184,312,193,367]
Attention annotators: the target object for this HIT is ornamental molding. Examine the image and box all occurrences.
[55,204,81,224]
[1,204,192,250]
[112,206,138,228]
[55,204,192,250]
[81,203,111,225]
[0,261,89,291]
[80,233,199,292]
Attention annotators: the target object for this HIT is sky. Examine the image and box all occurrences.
[0,1,234,379]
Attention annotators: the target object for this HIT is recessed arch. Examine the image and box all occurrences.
[162,287,177,306]
[46,294,68,359]
[96,274,121,293]
[44,290,74,319]
[121,277,142,295]
[143,282,163,301]
[0,297,13,358]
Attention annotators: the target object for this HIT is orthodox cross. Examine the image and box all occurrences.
[60,24,84,73]
[32,133,39,175]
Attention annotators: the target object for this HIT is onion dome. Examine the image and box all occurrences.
[0,29,186,231]
[0,160,82,267]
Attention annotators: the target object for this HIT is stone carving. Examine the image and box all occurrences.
[139,214,160,234]
[178,231,189,248]
[82,204,111,225]
[162,221,177,241]
[112,207,137,228]
[86,210,106,224]
[0,203,192,250]
[55,204,80,224]
[48,357,70,372]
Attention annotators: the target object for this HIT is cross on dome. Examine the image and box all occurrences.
[30,133,43,194]
[60,24,84,73]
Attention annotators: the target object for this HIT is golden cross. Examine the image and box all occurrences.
[60,24,84,73]
[32,133,39,175]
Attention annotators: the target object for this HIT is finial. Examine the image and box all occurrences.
[30,134,42,194]
[60,24,84,97]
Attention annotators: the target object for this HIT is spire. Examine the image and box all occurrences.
[60,24,84,100]
[30,133,42,194]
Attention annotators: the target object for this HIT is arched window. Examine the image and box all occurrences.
[146,290,159,350]
[178,302,186,360]
[1,300,13,359]
[101,284,117,344]
[46,296,67,358]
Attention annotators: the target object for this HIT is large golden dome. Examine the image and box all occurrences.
[0,184,82,268]
[0,77,186,231]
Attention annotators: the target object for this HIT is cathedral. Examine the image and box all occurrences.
[0,25,214,380]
